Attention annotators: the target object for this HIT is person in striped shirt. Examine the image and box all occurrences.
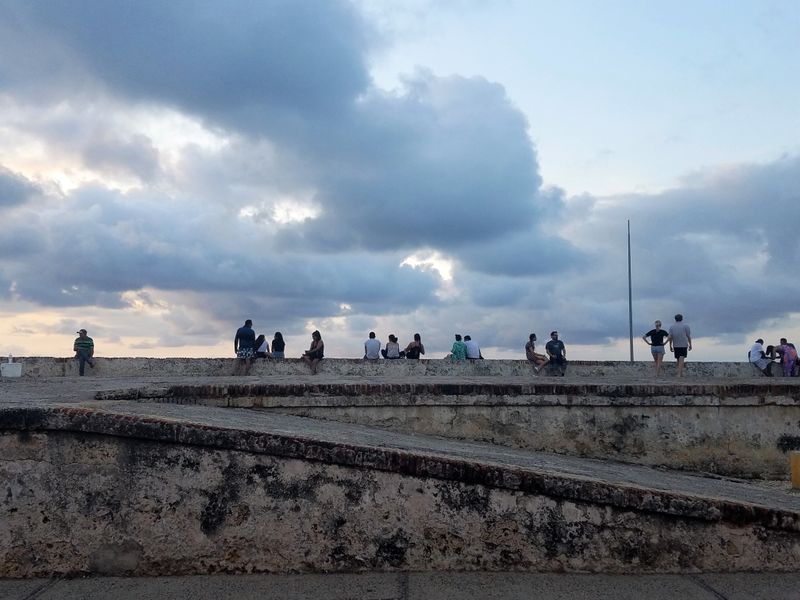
[73,328,95,376]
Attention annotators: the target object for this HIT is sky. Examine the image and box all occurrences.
[0,0,798,361]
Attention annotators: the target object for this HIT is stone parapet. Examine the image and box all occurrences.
[5,357,771,379]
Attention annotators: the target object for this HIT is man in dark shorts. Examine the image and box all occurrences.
[667,314,692,378]
[234,319,256,374]
[642,320,669,376]
[545,331,567,376]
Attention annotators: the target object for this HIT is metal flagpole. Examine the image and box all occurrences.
[628,219,634,362]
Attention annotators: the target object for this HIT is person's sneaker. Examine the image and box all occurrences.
[533,366,540,373]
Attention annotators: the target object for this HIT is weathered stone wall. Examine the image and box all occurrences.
[2,428,799,577]
[7,357,771,379]
[126,381,800,479]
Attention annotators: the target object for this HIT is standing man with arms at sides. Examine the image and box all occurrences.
[73,328,95,376]
[642,320,669,377]
[667,314,692,378]
[364,331,381,360]
[545,331,567,376]
[234,319,256,374]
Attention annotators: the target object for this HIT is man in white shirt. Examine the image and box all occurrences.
[749,338,773,376]
[464,335,483,360]
[364,331,382,360]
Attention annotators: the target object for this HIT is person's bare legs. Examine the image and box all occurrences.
[653,352,663,376]
[311,358,321,374]
[676,355,685,377]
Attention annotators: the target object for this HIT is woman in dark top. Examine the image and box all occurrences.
[643,320,669,376]
[302,330,324,374]
[271,332,285,359]
[404,333,425,359]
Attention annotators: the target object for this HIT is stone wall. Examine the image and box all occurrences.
[2,407,799,576]
[5,357,770,379]
[117,381,800,479]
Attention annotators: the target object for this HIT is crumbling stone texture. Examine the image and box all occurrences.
[2,430,799,577]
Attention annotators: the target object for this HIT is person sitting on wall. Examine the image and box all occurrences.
[364,331,381,360]
[73,328,95,376]
[545,331,567,376]
[271,332,285,359]
[302,330,324,374]
[525,333,549,373]
[464,335,483,360]
[404,333,425,359]
[381,334,404,359]
[748,338,773,377]
[449,334,467,361]
[254,334,270,359]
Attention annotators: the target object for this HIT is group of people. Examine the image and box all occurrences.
[71,316,797,380]
[749,337,798,377]
[364,332,425,360]
[525,331,567,375]
[641,314,692,376]
[444,334,483,361]
[233,320,287,373]
[234,323,570,376]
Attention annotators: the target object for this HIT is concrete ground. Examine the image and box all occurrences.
[2,572,800,600]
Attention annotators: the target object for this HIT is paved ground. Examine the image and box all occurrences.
[2,572,800,599]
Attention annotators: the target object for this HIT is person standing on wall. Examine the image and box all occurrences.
[545,331,567,376]
[642,320,669,377]
[73,328,95,376]
[234,319,256,374]
[667,314,692,378]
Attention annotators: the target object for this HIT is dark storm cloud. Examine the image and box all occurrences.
[0,1,565,275]
[277,73,548,253]
[0,167,39,208]
[1,185,440,317]
[0,1,370,124]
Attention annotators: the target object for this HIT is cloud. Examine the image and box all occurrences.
[0,1,796,360]
[0,1,371,128]
[0,182,441,320]
[0,166,39,208]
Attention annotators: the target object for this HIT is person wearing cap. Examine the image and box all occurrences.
[73,329,95,376]
[545,331,567,376]
[748,338,773,376]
